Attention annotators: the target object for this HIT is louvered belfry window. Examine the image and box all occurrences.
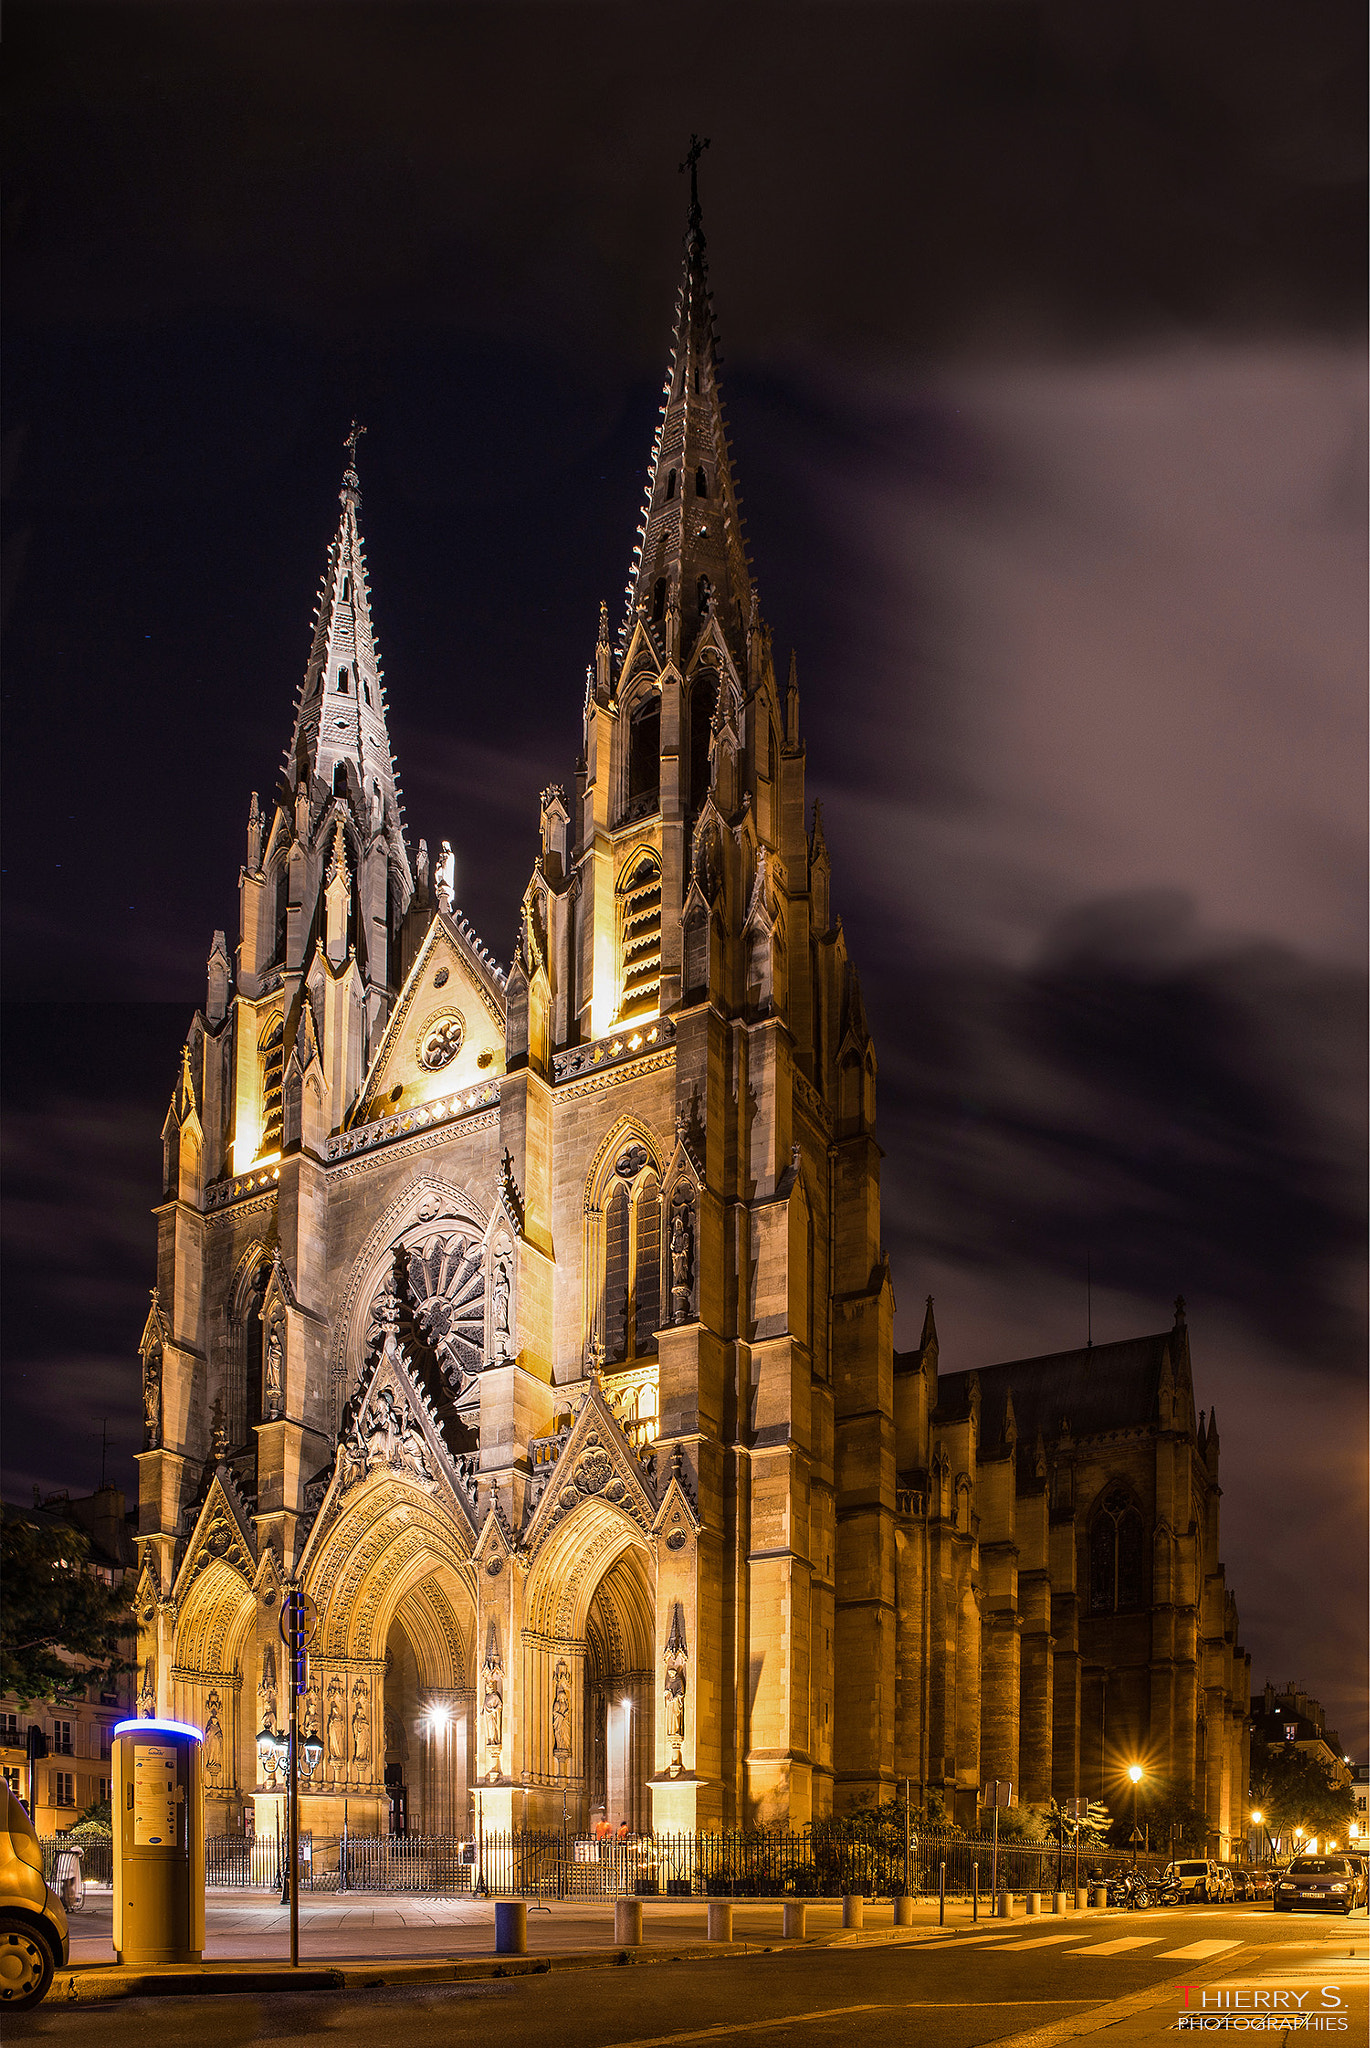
[259,1014,285,1153]
[618,852,662,1021]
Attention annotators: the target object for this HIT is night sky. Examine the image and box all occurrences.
[3,5,1366,1751]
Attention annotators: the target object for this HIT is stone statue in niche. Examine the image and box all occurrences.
[436,841,456,913]
[663,1603,688,1777]
[142,1352,162,1449]
[491,1259,510,1356]
[264,1326,284,1419]
[551,1660,572,1762]
[351,1679,372,1780]
[138,1656,156,1719]
[416,838,429,893]
[325,1678,346,1780]
[669,1203,694,1326]
[257,1644,278,1737]
[481,1624,504,1780]
[383,1704,408,1764]
[395,1401,434,1484]
[203,1690,225,1784]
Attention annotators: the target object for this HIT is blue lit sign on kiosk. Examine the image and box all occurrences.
[113,1720,205,1744]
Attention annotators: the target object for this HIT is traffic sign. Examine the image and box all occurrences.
[279,1591,319,1648]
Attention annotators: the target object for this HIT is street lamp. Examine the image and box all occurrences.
[1127,1765,1144,1870]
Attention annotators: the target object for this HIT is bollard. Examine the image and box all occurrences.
[1026,1892,1041,1916]
[1052,1892,1069,1915]
[842,1895,865,1929]
[614,1897,643,1946]
[494,1901,527,1955]
[995,1891,1014,1919]
[707,1899,733,1943]
[895,1894,914,1927]
[782,1901,808,1940]
[1076,1887,1090,1911]
[939,1862,946,1927]
[973,1864,980,1921]
[1092,1886,1108,1909]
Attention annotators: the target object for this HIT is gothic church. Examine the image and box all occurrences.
[136,177,1251,1853]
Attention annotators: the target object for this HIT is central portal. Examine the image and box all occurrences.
[582,1546,653,1835]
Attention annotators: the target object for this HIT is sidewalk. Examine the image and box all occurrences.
[56,1890,1120,2003]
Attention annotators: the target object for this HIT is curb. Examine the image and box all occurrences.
[52,1941,760,2005]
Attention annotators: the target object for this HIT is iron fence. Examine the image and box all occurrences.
[39,1836,113,1886]
[196,1827,1165,1898]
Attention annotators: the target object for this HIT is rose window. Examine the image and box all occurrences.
[376,1231,486,1383]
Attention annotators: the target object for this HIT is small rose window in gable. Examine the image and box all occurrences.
[417,1011,464,1071]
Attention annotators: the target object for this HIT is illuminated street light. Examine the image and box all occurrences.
[428,1703,450,1732]
[1251,1810,1263,1824]
[1127,1765,1145,1868]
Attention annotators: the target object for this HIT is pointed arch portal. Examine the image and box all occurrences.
[521,1501,656,1833]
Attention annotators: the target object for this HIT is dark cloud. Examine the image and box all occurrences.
[872,897,1365,1369]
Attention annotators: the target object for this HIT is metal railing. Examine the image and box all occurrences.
[197,1827,1166,1898]
[40,1836,113,1886]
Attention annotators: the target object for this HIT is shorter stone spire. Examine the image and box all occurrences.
[283,428,408,877]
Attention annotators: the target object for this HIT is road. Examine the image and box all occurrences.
[17,1903,1368,2046]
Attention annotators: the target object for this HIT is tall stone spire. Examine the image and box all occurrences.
[285,425,406,850]
[620,138,751,671]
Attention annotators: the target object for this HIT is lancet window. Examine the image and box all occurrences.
[599,1146,663,1366]
[1089,1485,1146,1613]
[687,669,716,809]
[626,693,661,814]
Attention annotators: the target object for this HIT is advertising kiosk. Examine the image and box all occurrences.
[112,1719,205,1965]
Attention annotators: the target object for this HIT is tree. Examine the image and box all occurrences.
[1251,1743,1355,1843]
[71,1797,112,1839]
[0,1518,133,1706]
[1043,1798,1112,1846]
[1141,1787,1211,1854]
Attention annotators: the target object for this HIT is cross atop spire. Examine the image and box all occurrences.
[679,133,710,224]
[343,418,367,478]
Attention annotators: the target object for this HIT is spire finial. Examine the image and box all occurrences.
[679,133,710,224]
[343,419,367,473]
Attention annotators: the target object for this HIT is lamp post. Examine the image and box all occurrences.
[1128,1765,1144,1871]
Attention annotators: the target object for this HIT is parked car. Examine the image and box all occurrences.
[1247,1868,1276,1901]
[1344,1856,1369,1908]
[0,1786,71,2009]
[1160,1858,1229,1904]
[1220,1864,1257,1902]
[1272,1856,1360,1914]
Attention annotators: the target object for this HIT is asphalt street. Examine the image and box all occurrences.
[15,1904,1368,2046]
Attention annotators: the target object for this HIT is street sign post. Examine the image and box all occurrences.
[981,1779,1013,1895]
[1063,1796,1088,1891]
[278,1590,317,1967]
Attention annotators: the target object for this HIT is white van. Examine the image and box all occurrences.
[1162,1858,1230,1904]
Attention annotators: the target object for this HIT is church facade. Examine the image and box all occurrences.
[134,185,1250,1852]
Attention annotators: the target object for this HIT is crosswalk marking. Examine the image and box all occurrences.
[1156,1940,1242,1960]
[997,1935,1081,1951]
[1068,1937,1158,1955]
